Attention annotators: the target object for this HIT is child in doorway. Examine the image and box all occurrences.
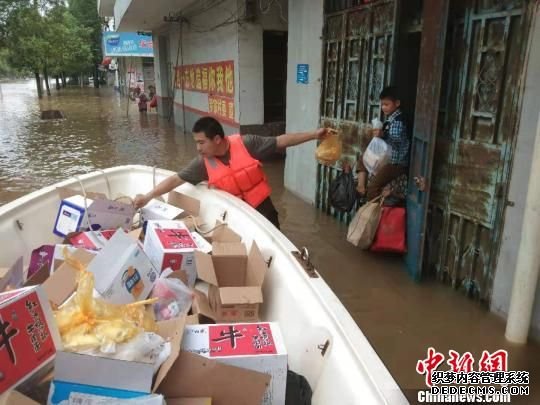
[356,86,410,200]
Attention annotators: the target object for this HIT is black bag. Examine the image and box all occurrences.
[286,370,312,405]
[329,170,357,212]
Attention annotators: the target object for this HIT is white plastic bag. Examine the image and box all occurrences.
[371,117,383,129]
[150,268,194,321]
[362,137,392,175]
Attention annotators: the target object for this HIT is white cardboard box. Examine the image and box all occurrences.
[181,322,287,405]
[87,230,159,304]
[87,199,135,231]
[143,221,212,288]
[141,200,185,222]
[53,195,93,238]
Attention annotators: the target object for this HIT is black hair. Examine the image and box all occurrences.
[379,86,400,102]
[192,116,225,139]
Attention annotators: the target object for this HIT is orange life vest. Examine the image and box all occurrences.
[204,134,271,208]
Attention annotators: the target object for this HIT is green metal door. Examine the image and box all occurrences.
[318,0,399,222]
[426,0,534,301]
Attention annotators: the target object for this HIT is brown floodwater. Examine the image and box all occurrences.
[2,81,540,404]
[0,81,196,205]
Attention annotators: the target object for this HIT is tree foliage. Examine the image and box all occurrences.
[0,0,102,87]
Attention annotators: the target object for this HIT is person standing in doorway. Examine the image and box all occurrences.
[356,86,410,200]
[134,116,330,229]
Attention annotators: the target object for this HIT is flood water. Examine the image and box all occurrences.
[2,81,540,403]
[0,81,197,205]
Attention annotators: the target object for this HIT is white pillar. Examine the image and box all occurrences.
[505,111,540,343]
[114,68,119,91]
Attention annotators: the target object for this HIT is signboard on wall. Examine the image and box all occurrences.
[175,61,235,97]
[102,32,154,57]
[296,64,309,84]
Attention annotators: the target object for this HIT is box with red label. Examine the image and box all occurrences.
[143,221,211,288]
[181,322,286,405]
[67,229,116,251]
[0,285,62,395]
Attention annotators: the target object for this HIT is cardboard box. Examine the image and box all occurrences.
[181,322,286,405]
[143,221,211,288]
[48,317,185,404]
[87,199,135,231]
[87,230,159,304]
[0,391,40,405]
[206,222,242,244]
[48,390,164,405]
[141,199,185,222]
[49,352,154,402]
[27,245,94,280]
[167,191,201,218]
[53,195,93,238]
[159,351,270,405]
[0,286,62,395]
[66,230,113,250]
[211,243,247,287]
[193,242,267,322]
[0,257,24,292]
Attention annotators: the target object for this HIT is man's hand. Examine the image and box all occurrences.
[315,128,333,141]
[372,128,383,138]
[382,185,393,198]
[134,193,152,209]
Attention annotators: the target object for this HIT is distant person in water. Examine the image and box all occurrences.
[138,92,148,113]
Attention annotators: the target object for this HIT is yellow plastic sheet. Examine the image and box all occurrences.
[54,248,157,351]
[316,131,342,166]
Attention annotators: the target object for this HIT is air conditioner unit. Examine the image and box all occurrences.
[244,0,257,21]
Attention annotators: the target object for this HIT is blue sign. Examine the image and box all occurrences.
[296,64,309,84]
[103,32,154,57]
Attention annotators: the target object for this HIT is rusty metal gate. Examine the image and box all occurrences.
[426,0,534,301]
[317,0,398,221]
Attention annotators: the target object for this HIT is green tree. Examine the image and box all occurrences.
[46,6,93,89]
[5,5,47,96]
[69,0,103,88]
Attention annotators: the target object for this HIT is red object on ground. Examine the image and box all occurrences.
[370,206,407,253]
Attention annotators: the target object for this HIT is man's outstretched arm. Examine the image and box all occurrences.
[134,174,185,209]
[276,128,331,149]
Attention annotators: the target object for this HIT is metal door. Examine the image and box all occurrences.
[405,0,450,280]
[317,0,399,222]
[426,0,532,300]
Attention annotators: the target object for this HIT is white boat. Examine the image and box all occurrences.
[0,165,408,405]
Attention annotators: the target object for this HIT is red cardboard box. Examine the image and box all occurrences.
[0,286,62,395]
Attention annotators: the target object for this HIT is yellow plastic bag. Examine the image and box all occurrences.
[54,248,157,351]
[316,131,342,166]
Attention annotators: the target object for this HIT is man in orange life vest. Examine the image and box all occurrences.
[134,116,330,229]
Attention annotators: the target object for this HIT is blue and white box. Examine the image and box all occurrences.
[53,195,93,238]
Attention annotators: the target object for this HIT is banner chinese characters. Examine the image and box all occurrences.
[175,60,235,97]
[208,95,235,122]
